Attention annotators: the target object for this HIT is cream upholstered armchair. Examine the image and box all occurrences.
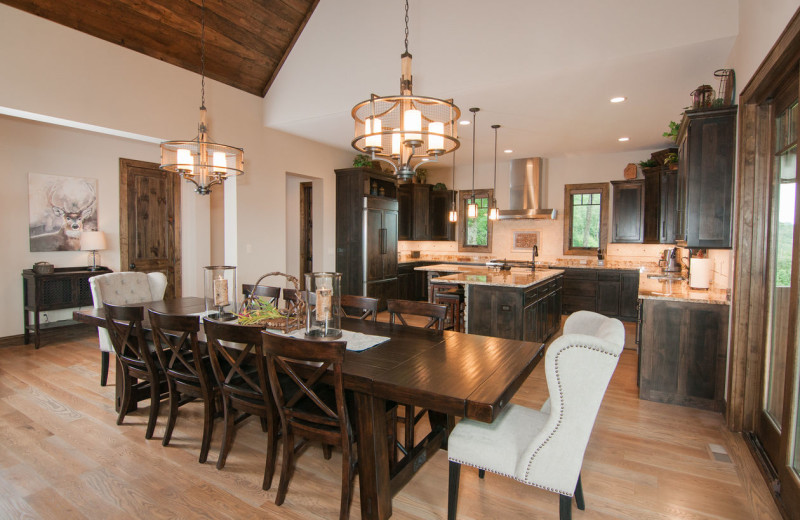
[89,271,168,386]
[447,310,625,520]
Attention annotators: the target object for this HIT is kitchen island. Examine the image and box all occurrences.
[420,265,564,342]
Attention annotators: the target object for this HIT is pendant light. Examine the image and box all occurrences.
[159,0,244,195]
[448,151,458,222]
[488,124,500,220]
[351,0,460,181]
[467,107,479,219]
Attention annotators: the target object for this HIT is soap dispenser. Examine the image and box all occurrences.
[597,248,605,266]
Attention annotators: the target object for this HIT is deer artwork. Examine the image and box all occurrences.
[29,178,97,252]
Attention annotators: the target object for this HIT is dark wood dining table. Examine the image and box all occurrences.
[74,297,545,520]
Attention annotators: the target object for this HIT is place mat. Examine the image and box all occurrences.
[269,328,390,352]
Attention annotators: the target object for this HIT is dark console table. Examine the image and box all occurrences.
[22,266,112,348]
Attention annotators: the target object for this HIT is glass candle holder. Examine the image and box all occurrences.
[204,265,237,320]
[305,272,342,339]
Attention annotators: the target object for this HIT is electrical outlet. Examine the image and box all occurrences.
[42,313,49,323]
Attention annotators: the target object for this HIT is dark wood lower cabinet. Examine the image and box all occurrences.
[468,275,562,342]
[638,298,729,411]
[557,267,639,321]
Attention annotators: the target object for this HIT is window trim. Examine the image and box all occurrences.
[457,189,493,253]
[562,182,609,255]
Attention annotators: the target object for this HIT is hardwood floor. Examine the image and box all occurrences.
[0,324,781,519]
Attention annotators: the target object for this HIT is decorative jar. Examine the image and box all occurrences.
[204,265,237,320]
[304,272,342,339]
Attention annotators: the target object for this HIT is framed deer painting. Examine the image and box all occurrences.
[28,173,98,252]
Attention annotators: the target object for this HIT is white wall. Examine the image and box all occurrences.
[0,5,352,338]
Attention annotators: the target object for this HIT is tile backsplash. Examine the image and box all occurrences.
[398,218,733,289]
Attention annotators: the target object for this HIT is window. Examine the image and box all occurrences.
[563,183,608,255]
[458,189,493,253]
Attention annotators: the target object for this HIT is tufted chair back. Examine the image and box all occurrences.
[89,271,168,353]
[517,310,624,495]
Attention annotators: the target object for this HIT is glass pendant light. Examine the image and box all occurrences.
[448,151,458,222]
[488,124,500,220]
[467,107,479,219]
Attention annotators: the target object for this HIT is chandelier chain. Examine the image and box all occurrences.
[200,0,206,109]
[404,0,409,54]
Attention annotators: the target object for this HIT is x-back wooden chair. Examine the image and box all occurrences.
[339,294,379,322]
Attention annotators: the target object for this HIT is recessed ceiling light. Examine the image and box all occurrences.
[610,96,626,103]
[618,137,630,142]
[504,149,513,154]
[459,120,471,126]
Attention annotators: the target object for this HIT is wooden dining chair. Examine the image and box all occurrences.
[386,299,448,455]
[202,318,280,491]
[261,331,356,520]
[339,294,379,322]
[242,284,281,307]
[149,310,219,463]
[387,299,448,330]
[103,302,167,439]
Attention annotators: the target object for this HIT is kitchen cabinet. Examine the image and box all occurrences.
[429,189,456,240]
[556,267,639,321]
[335,167,399,308]
[469,275,562,342]
[611,180,645,243]
[676,107,737,249]
[398,183,431,241]
[642,166,678,244]
[397,262,430,301]
[638,298,729,411]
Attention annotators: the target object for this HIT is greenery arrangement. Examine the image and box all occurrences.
[638,158,659,168]
[433,182,447,190]
[663,121,680,142]
[415,168,428,184]
[353,154,372,167]
[664,153,678,165]
[237,297,283,326]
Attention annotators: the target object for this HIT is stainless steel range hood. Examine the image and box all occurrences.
[497,157,557,220]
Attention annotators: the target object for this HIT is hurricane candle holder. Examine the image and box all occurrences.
[204,265,237,320]
[305,272,342,339]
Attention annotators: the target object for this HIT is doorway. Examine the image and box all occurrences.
[300,182,313,290]
[119,158,182,299]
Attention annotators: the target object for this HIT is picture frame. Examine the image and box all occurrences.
[512,230,540,251]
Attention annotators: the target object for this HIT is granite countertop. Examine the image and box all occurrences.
[413,263,489,272]
[428,268,564,289]
[638,272,729,305]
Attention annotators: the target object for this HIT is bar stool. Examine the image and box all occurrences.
[434,287,465,332]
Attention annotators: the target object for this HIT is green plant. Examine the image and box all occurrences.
[638,159,659,168]
[433,182,447,190]
[664,153,678,165]
[415,168,428,184]
[353,154,372,167]
[663,121,680,142]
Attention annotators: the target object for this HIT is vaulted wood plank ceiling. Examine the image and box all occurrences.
[0,0,319,97]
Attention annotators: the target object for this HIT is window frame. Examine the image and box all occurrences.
[457,188,493,253]
[562,182,609,255]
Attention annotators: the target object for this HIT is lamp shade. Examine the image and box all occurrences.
[80,231,107,251]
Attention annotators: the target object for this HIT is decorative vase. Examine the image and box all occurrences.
[204,265,237,320]
[304,272,342,339]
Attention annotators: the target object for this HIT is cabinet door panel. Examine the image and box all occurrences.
[596,280,620,316]
[383,210,398,276]
[364,208,384,281]
[397,186,411,240]
[619,272,640,318]
[612,181,645,243]
[641,301,683,395]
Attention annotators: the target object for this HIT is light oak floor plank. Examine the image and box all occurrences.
[0,325,783,519]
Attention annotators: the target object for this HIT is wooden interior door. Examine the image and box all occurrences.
[119,158,181,299]
[300,182,312,290]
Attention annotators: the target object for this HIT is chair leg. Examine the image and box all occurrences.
[275,430,294,506]
[559,494,572,520]
[144,379,160,440]
[162,381,179,446]
[199,393,215,464]
[448,461,460,520]
[100,351,109,387]
[216,398,236,470]
[574,473,585,511]
[263,413,279,490]
[117,366,131,426]
[323,444,332,460]
[339,444,354,520]
[478,469,485,479]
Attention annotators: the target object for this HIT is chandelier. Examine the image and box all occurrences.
[351,0,460,181]
[159,0,244,195]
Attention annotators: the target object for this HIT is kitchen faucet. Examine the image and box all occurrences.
[532,245,538,273]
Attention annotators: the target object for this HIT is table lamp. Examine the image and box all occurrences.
[80,231,107,271]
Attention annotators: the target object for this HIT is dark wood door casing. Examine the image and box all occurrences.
[119,158,181,299]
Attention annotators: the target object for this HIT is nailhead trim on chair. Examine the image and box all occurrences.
[519,343,620,494]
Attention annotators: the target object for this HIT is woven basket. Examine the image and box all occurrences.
[238,272,304,333]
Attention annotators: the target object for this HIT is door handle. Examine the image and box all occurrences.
[380,228,387,254]
[129,263,136,270]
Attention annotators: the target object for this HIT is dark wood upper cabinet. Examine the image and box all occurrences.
[611,180,645,243]
[676,107,737,249]
[641,166,678,244]
[397,183,431,241]
[429,189,456,241]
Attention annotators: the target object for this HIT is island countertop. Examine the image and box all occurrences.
[428,268,564,289]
